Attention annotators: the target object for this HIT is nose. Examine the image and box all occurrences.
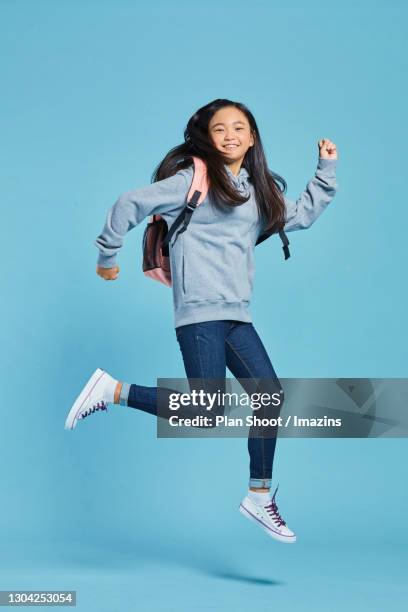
[224,129,237,140]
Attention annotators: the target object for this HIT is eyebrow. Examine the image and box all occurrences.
[211,121,246,128]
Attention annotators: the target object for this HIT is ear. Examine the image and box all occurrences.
[250,131,255,147]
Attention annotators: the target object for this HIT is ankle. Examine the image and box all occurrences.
[114,381,123,404]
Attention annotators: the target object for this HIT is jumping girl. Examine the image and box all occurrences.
[64,98,338,544]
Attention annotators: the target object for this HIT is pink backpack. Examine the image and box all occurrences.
[142,156,209,287]
[142,156,290,287]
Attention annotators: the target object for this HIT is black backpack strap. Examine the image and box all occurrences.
[255,227,290,260]
[279,229,290,260]
[161,190,201,249]
[255,231,270,247]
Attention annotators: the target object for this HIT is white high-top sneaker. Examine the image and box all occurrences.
[239,485,296,543]
[64,368,117,430]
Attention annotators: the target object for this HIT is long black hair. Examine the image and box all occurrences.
[151,98,287,234]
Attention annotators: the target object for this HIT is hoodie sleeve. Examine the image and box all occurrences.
[283,157,338,232]
[94,167,192,268]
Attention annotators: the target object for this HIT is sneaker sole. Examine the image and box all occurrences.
[239,503,297,544]
[64,368,106,430]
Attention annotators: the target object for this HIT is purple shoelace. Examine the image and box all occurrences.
[264,485,286,526]
[81,400,108,419]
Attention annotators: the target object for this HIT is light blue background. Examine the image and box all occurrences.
[1,0,407,610]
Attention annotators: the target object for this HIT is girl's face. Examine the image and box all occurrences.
[208,106,254,165]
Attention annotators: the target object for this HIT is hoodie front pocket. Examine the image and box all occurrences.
[181,251,186,294]
[181,237,252,303]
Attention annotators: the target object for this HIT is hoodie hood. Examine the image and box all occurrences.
[224,163,250,190]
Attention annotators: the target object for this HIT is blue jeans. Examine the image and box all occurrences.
[120,320,283,489]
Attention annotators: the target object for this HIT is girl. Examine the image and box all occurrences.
[65,99,338,544]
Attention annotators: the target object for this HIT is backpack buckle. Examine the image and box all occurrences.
[186,201,197,211]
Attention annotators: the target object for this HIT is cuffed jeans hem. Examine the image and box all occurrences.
[119,382,131,406]
[249,478,272,489]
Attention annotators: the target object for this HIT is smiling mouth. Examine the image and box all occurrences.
[223,144,239,149]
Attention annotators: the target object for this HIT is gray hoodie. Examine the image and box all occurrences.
[95,157,338,328]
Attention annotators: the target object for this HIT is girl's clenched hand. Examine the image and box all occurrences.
[318,138,338,160]
[96,265,120,280]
